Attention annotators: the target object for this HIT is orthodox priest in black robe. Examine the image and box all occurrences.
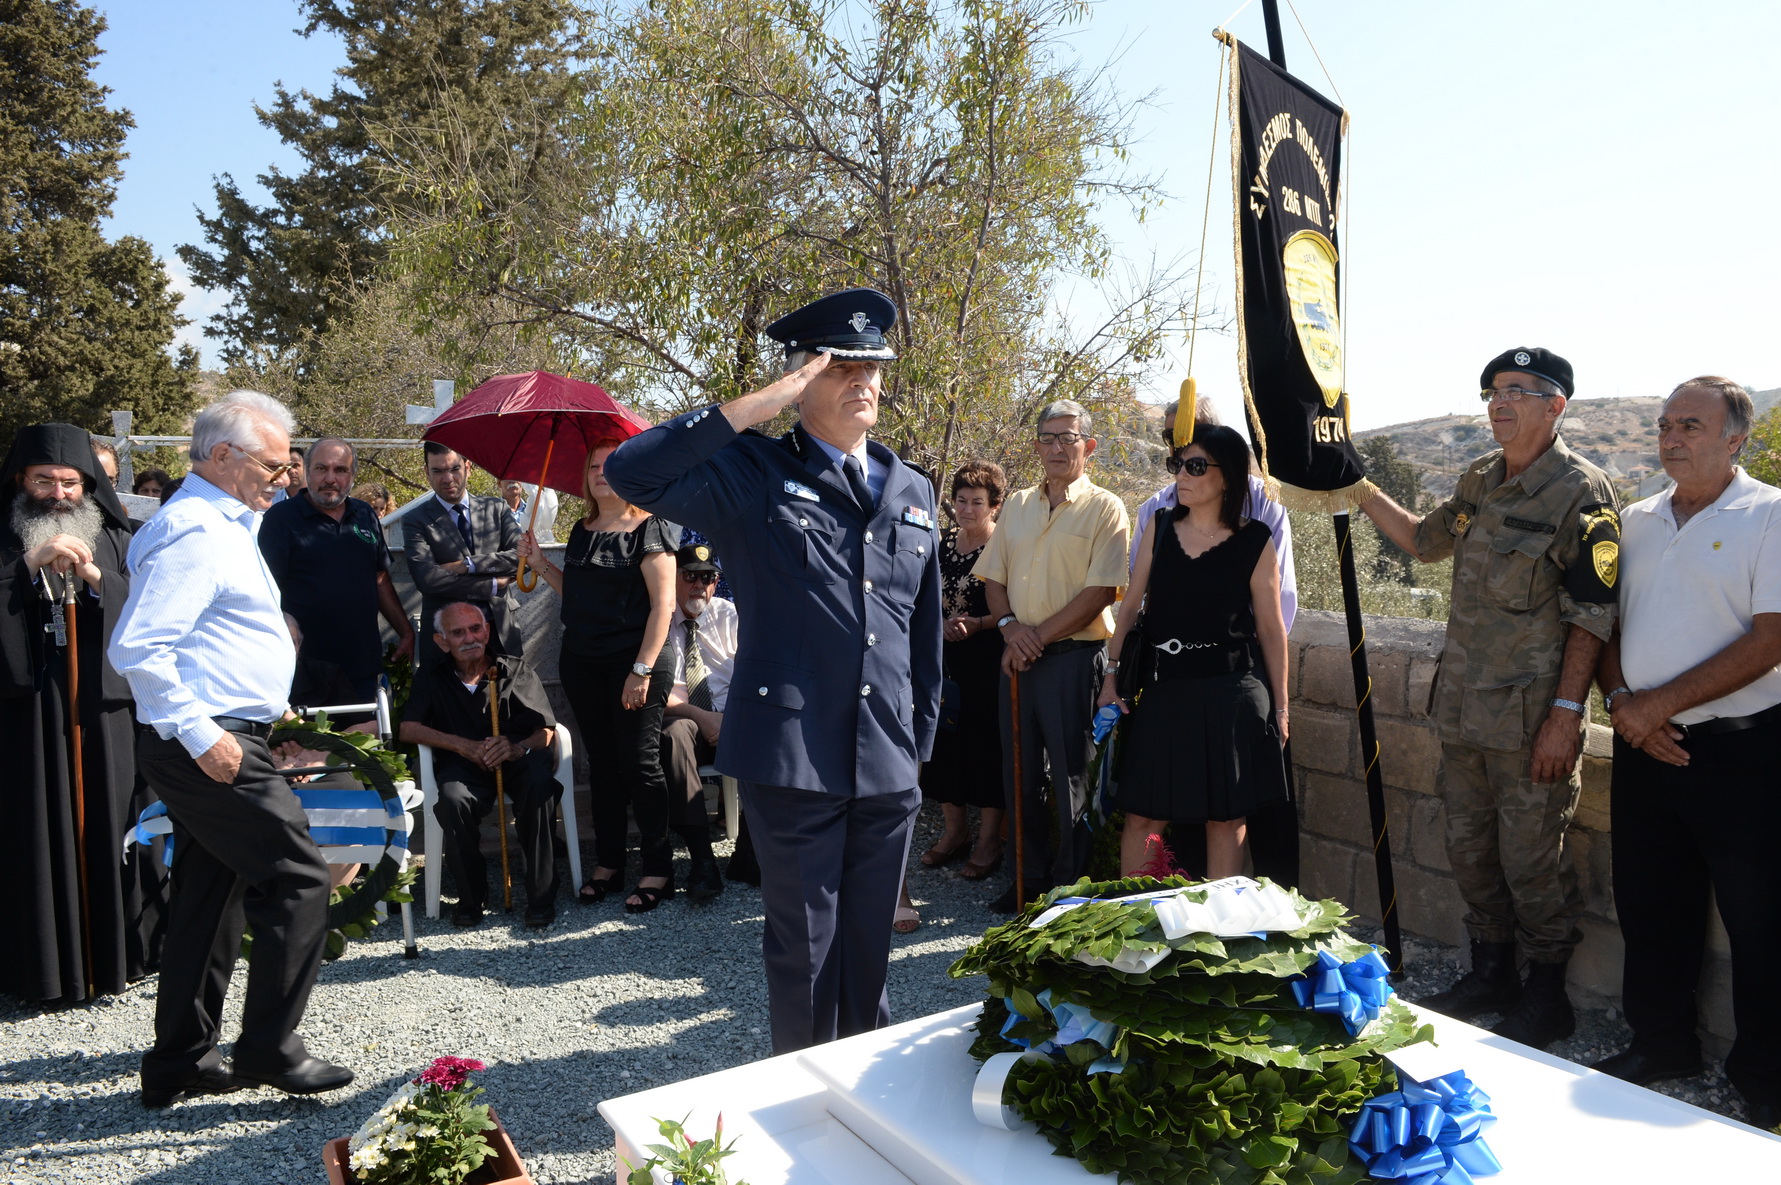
[0,423,164,1002]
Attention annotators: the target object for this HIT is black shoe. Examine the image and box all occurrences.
[1489,959,1575,1049]
[1747,1100,1780,1131]
[686,854,724,903]
[141,1062,240,1109]
[624,877,676,914]
[452,900,484,928]
[989,881,1048,915]
[524,904,555,929]
[1590,1047,1704,1087]
[233,1056,354,1096]
[1416,940,1521,1020]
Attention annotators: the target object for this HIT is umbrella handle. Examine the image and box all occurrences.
[514,436,558,593]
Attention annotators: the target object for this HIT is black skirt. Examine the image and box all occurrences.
[1115,668,1287,822]
[919,630,1004,809]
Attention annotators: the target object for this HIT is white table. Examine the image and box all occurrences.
[603,1003,1781,1185]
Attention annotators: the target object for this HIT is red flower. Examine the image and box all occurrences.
[415,1056,487,1090]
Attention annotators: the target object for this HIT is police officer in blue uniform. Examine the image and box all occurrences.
[605,289,942,1053]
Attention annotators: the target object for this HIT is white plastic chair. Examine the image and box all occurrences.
[416,727,580,918]
[697,764,740,842]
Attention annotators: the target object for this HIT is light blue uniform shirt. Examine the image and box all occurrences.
[110,472,296,758]
[806,433,888,504]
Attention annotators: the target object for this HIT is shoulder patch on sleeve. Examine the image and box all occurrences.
[1568,502,1621,600]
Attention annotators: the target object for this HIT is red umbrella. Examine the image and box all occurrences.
[423,370,652,589]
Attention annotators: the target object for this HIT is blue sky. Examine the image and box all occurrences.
[92,0,1780,431]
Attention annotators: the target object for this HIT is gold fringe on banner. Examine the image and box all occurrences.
[1270,475,1379,513]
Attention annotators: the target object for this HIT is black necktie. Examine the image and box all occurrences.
[843,455,873,512]
[454,503,474,552]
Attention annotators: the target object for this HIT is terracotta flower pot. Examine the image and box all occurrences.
[322,1106,534,1184]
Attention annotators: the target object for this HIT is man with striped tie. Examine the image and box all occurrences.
[659,542,740,902]
[111,390,353,1108]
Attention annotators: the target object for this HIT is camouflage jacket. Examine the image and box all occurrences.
[1413,435,1621,751]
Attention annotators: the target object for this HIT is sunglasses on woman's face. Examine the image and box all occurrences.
[1165,455,1211,477]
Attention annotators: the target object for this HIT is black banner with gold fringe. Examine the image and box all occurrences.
[1227,36,1366,501]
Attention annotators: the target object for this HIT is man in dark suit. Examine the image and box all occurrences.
[404,442,523,661]
[606,288,943,1054]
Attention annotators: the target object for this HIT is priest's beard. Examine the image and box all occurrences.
[11,488,103,554]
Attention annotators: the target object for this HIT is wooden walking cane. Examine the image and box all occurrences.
[62,573,95,1000]
[487,670,514,911]
[1009,669,1026,912]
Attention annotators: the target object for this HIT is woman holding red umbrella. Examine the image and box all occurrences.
[519,442,682,911]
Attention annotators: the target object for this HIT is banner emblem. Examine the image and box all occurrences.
[1283,230,1344,409]
[1593,540,1619,588]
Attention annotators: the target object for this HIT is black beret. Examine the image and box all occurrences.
[675,542,719,572]
[1480,347,1573,398]
[765,288,897,361]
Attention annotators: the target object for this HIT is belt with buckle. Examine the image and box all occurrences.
[1677,702,1781,739]
[212,716,274,740]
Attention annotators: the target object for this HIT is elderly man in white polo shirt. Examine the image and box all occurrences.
[1591,376,1781,1132]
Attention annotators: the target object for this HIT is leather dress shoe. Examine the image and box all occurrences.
[452,900,484,928]
[234,1056,354,1096]
[1589,1047,1703,1087]
[141,1062,241,1109]
[524,903,555,929]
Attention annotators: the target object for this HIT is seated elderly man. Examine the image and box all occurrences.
[398,602,562,929]
[659,542,740,902]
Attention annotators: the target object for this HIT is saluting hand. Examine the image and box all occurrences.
[721,351,834,432]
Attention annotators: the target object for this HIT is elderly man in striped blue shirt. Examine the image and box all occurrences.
[111,390,352,1108]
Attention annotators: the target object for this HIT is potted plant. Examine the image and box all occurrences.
[323,1057,532,1185]
[622,1114,746,1185]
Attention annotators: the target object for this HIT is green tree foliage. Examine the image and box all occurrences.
[1355,434,1424,583]
[0,0,197,446]
[1287,509,1450,623]
[178,0,582,366]
[386,0,1195,480]
[1745,404,1781,488]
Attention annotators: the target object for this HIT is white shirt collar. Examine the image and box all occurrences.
[435,490,469,513]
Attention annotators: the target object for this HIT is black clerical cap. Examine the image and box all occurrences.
[1480,347,1573,398]
[765,288,898,361]
[1,422,132,530]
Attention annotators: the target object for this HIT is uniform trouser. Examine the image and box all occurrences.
[740,781,919,1055]
[1612,729,1781,1106]
[134,729,330,1084]
[660,716,716,828]
[998,644,1101,888]
[561,656,674,878]
[434,748,561,909]
[1440,739,1583,962]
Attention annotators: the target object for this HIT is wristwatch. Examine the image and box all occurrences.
[1604,686,1633,713]
[996,614,1018,629]
[630,662,653,678]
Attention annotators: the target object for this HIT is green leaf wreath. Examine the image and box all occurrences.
[949,876,1433,1185]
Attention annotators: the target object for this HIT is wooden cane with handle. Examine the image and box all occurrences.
[64,574,94,999]
[488,671,514,911]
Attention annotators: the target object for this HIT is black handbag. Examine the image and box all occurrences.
[1115,508,1170,703]
[937,674,963,732]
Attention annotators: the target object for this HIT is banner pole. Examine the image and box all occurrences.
[1261,0,1288,66]
[1333,511,1404,975]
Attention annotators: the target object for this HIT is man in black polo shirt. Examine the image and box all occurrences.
[398,602,562,928]
[259,438,414,701]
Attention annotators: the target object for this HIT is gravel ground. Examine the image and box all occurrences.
[0,805,1763,1183]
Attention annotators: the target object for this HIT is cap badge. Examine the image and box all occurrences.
[1513,351,1531,366]
[694,545,710,561]
[850,312,870,333]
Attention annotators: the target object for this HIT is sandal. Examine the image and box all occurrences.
[919,839,971,868]
[957,851,1003,881]
[892,903,921,934]
[578,871,621,904]
[624,877,676,914]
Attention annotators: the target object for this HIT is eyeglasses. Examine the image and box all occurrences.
[1165,456,1212,476]
[680,571,718,585]
[1478,386,1556,403]
[27,476,85,494]
[230,444,295,480]
[1035,431,1089,447]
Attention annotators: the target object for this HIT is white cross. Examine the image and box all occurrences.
[405,379,456,426]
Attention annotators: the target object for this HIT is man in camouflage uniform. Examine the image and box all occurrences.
[1359,347,1620,1049]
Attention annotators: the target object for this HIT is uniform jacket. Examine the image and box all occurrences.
[403,493,523,658]
[604,408,943,797]
[1413,434,1621,751]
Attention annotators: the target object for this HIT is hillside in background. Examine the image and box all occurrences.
[1358,387,1779,500]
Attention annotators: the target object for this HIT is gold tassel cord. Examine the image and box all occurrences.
[1332,517,1389,868]
[1178,36,1229,450]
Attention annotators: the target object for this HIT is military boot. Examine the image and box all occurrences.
[1416,940,1520,1019]
[1490,959,1575,1049]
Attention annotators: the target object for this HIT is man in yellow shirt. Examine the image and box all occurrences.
[975,400,1130,911]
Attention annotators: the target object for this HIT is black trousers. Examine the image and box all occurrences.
[435,748,561,909]
[998,645,1101,888]
[660,716,716,827]
[134,729,330,1084]
[1611,727,1781,1106]
[561,653,674,878]
[741,781,919,1054]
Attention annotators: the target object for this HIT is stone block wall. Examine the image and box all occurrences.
[1288,610,1736,1051]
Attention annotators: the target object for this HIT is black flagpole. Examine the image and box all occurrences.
[1259,0,1403,975]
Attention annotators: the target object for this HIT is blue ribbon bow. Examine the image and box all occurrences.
[1291,948,1395,1035]
[1349,1069,1501,1184]
[999,989,1127,1074]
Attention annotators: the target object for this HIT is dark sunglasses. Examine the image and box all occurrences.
[1165,455,1211,477]
[680,571,718,585]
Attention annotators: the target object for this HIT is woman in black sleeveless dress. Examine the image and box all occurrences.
[1097,425,1289,880]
